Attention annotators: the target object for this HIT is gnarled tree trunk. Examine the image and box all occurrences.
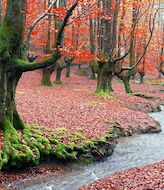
[118,75,133,94]
[41,65,56,86]
[95,61,114,95]
[0,0,78,170]
[139,72,145,84]
[65,56,74,78]
[55,64,62,84]
[66,63,71,77]
[0,69,23,129]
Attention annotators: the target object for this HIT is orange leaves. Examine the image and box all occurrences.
[54,7,67,18]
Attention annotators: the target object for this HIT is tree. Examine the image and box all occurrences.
[0,0,78,169]
[116,0,140,93]
[41,0,66,86]
[156,14,164,78]
[0,0,2,24]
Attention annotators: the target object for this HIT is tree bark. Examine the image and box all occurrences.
[41,65,55,86]
[66,64,71,77]
[0,0,2,24]
[89,15,96,79]
[139,72,145,84]
[122,77,133,94]
[0,69,22,128]
[90,65,96,79]
[95,61,114,95]
[55,67,62,84]
[64,56,74,78]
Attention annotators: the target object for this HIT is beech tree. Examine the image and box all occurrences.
[41,0,66,86]
[0,0,78,169]
[0,0,2,24]
[156,12,164,78]
[94,0,161,95]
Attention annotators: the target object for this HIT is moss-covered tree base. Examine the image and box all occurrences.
[0,123,122,170]
[0,119,161,170]
[94,88,113,99]
[41,81,55,87]
[0,119,52,170]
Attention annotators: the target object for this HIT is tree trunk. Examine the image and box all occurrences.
[66,64,71,78]
[0,70,52,169]
[64,56,74,78]
[0,0,2,24]
[55,67,62,84]
[158,73,162,79]
[95,62,114,95]
[0,69,22,128]
[122,77,133,94]
[139,72,145,84]
[41,65,55,86]
[90,65,96,79]
[107,74,113,92]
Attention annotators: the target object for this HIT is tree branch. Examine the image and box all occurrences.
[114,49,130,62]
[15,1,79,73]
[66,1,97,26]
[121,7,160,71]
[56,1,78,47]
[25,0,57,47]
[16,52,60,72]
[112,3,151,59]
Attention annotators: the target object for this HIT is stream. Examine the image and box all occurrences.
[20,106,164,190]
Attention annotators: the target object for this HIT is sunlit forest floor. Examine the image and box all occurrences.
[0,68,164,189]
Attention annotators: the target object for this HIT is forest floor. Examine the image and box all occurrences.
[0,69,164,189]
[80,160,164,190]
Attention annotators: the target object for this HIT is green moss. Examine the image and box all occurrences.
[41,81,55,87]
[94,89,113,99]
[50,140,77,160]
[69,132,86,142]
[1,118,35,168]
[13,109,25,130]
[0,121,121,170]
[0,27,10,61]
[82,102,106,108]
[55,128,67,135]
[90,61,99,73]
[84,140,97,148]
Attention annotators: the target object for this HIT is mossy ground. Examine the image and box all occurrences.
[94,90,114,99]
[0,125,120,170]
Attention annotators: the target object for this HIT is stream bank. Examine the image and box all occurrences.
[10,106,164,190]
[1,71,164,189]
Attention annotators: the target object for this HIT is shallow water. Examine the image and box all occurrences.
[21,106,164,190]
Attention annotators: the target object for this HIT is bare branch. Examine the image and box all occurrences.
[25,0,57,47]
[56,1,79,47]
[66,1,97,26]
[113,3,151,59]
[15,1,79,73]
[121,6,160,71]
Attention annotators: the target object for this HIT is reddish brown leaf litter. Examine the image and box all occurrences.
[0,163,65,189]
[80,161,164,190]
[16,71,163,141]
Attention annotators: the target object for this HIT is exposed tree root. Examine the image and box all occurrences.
[0,123,128,170]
